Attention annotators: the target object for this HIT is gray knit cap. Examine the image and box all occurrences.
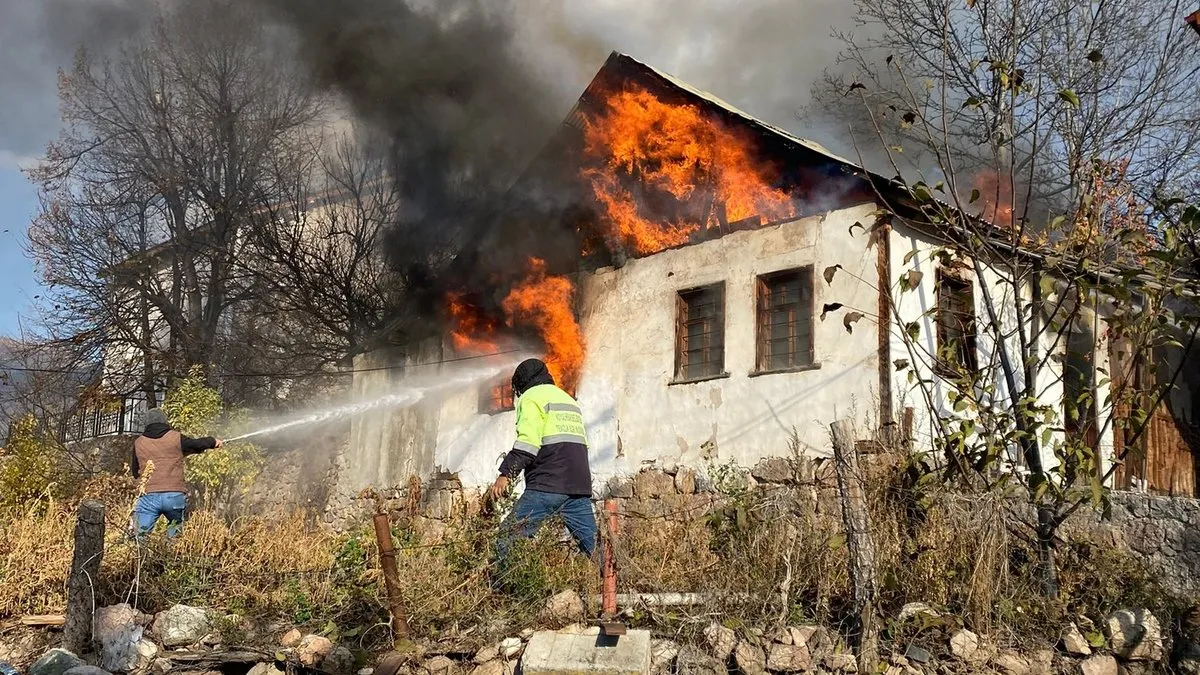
[144,408,168,427]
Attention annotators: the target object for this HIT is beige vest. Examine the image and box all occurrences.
[134,430,188,494]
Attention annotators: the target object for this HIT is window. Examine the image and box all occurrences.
[935,270,978,373]
[756,267,815,372]
[1064,325,1098,450]
[480,378,514,414]
[675,283,726,381]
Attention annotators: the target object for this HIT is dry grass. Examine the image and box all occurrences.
[0,463,1181,652]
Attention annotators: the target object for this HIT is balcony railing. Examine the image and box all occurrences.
[61,393,163,443]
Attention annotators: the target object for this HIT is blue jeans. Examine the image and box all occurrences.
[133,492,188,537]
[494,489,597,578]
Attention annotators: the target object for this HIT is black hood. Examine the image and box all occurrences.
[142,422,171,439]
[512,358,554,396]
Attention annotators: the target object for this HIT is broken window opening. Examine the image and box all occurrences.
[755,267,815,372]
[1063,320,1099,454]
[935,269,978,375]
[675,283,726,382]
[480,378,515,414]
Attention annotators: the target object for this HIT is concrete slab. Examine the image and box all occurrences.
[520,629,652,675]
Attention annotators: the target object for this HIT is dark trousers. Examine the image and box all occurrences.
[494,489,598,582]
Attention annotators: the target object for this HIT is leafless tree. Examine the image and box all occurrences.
[26,0,323,399]
[817,0,1200,601]
[814,0,1200,214]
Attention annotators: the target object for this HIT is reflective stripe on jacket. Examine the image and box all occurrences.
[498,383,592,496]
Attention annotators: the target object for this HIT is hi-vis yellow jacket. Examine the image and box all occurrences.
[498,383,592,496]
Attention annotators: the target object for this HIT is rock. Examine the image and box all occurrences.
[1080,655,1118,675]
[281,629,303,648]
[63,668,113,675]
[949,629,985,664]
[423,656,458,675]
[499,638,523,659]
[633,471,676,498]
[898,603,942,622]
[675,468,697,495]
[994,651,1030,675]
[93,604,142,646]
[790,626,834,659]
[824,653,858,673]
[520,629,535,640]
[704,623,738,661]
[246,665,284,675]
[1104,610,1165,662]
[326,646,357,675]
[1030,650,1055,675]
[297,635,334,668]
[473,645,499,665]
[1178,657,1200,675]
[734,642,767,675]
[360,669,377,675]
[469,662,513,675]
[904,645,932,665]
[539,591,585,625]
[676,646,725,675]
[29,649,85,675]
[766,644,813,672]
[751,457,794,484]
[1063,623,1094,656]
[151,605,212,648]
[651,640,680,674]
[771,629,793,646]
[150,658,172,675]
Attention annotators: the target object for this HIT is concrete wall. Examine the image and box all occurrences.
[340,202,884,496]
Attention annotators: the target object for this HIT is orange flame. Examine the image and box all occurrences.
[502,258,584,392]
[581,87,796,256]
[971,171,1014,229]
[447,293,501,355]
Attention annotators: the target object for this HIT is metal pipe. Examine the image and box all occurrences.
[372,512,411,638]
[588,593,751,607]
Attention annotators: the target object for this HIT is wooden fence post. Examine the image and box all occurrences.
[830,420,879,674]
[63,500,105,655]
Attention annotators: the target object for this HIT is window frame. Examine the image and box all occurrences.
[479,377,515,415]
[934,268,979,375]
[754,266,817,375]
[673,282,728,384]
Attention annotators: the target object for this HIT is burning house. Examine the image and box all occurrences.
[341,52,1200,499]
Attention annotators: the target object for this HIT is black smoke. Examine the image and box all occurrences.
[255,0,570,319]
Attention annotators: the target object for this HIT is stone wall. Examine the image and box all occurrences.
[330,453,1200,599]
[1065,492,1200,598]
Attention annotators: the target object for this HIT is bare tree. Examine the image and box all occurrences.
[244,131,400,378]
[26,0,322,398]
[814,0,1200,214]
[818,0,1200,600]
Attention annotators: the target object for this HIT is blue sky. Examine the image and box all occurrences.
[0,165,41,338]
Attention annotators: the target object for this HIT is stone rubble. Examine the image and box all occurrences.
[704,623,738,662]
[1062,623,1094,657]
[1103,609,1165,662]
[150,605,212,648]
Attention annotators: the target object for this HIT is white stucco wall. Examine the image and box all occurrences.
[887,221,1117,480]
[342,202,886,494]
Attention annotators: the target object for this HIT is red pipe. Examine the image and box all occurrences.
[602,499,618,617]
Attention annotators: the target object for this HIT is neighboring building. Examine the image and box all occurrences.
[342,52,1200,499]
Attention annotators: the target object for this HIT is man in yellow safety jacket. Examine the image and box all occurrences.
[489,358,596,582]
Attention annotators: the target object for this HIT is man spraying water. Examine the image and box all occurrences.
[488,358,597,590]
[131,408,223,537]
